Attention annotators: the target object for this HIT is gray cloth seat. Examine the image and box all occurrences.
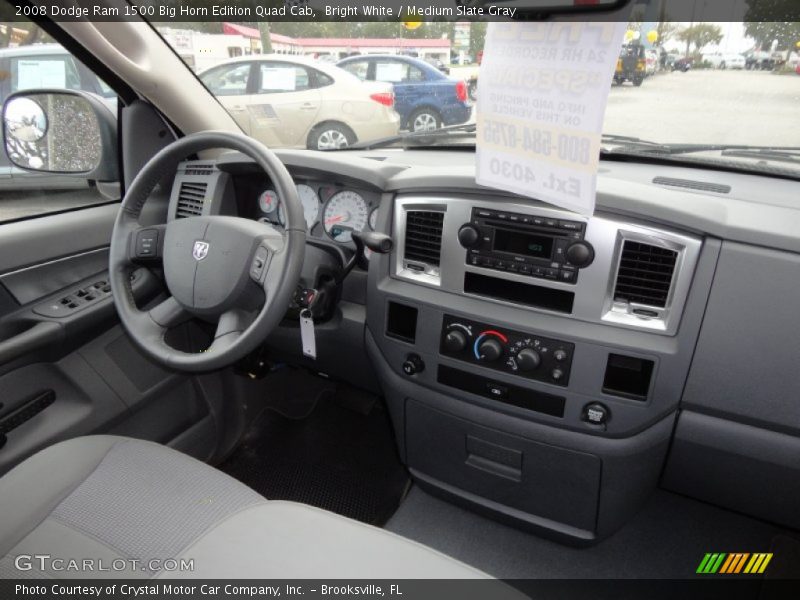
[0,435,488,579]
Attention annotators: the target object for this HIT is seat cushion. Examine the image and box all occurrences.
[0,436,488,579]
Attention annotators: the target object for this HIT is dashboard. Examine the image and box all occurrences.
[165,148,800,544]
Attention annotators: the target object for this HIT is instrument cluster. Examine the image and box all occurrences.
[256,181,381,245]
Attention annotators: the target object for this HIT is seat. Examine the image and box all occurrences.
[0,435,487,579]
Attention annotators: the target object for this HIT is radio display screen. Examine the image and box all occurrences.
[493,229,554,259]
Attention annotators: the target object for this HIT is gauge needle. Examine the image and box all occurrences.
[325,215,345,225]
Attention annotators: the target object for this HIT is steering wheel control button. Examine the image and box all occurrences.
[402,353,425,376]
[582,403,610,428]
[135,229,159,258]
[250,247,270,282]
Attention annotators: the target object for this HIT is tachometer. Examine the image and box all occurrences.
[323,191,368,243]
[296,184,320,229]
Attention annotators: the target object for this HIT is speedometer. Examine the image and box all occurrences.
[296,184,320,229]
[323,191,368,243]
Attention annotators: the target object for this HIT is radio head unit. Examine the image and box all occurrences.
[458,208,594,285]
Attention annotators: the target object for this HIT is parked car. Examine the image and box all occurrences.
[424,57,451,75]
[337,54,471,132]
[672,56,693,72]
[703,52,746,69]
[199,55,400,150]
[0,44,116,190]
[745,49,775,70]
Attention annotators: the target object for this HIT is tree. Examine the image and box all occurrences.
[258,22,272,53]
[677,23,724,55]
[655,22,679,46]
[469,22,487,58]
[744,22,800,51]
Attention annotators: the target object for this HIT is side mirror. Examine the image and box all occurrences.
[2,90,118,181]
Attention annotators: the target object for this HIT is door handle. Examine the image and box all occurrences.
[300,103,318,110]
[229,105,247,112]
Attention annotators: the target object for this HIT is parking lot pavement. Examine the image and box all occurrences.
[604,69,800,146]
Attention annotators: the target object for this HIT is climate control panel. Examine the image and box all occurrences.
[440,315,574,387]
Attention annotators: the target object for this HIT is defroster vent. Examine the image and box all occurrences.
[175,181,208,218]
[613,241,678,308]
[404,211,445,267]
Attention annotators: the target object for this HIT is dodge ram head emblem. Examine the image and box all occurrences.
[192,241,210,261]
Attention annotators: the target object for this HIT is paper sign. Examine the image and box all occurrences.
[476,22,627,217]
[375,62,405,83]
[16,60,67,90]
[260,67,296,92]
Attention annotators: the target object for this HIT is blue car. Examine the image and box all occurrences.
[338,54,471,132]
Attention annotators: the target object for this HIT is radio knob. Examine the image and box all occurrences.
[477,338,504,362]
[444,329,468,352]
[516,348,542,372]
[458,224,481,249]
[566,241,595,268]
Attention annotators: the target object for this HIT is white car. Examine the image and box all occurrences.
[704,52,746,70]
[199,55,400,150]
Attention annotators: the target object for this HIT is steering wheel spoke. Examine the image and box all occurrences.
[127,224,166,265]
[148,295,191,329]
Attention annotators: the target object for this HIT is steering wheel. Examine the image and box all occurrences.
[109,131,305,372]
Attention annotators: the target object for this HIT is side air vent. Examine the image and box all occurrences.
[184,163,215,176]
[175,181,208,218]
[613,241,678,308]
[653,176,731,194]
[404,211,444,268]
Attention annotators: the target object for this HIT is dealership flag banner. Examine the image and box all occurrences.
[476,22,627,217]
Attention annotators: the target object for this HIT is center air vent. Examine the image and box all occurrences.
[404,211,444,268]
[613,240,678,308]
[175,181,208,218]
[184,163,215,176]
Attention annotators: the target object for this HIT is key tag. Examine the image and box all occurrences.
[299,308,316,359]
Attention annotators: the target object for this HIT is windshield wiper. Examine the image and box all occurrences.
[348,123,477,151]
[718,147,800,165]
[600,134,672,153]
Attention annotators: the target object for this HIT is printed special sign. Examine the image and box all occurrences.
[476,22,627,217]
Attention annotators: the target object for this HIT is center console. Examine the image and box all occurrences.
[367,192,718,543]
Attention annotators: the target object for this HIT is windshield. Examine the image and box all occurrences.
[163,20,796,173]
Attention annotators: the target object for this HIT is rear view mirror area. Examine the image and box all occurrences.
[2,90,118,181]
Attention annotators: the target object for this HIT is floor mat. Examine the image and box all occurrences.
[219,373,409,526]
[387,486,800,579]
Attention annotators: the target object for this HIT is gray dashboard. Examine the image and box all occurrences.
[173,147,800,541]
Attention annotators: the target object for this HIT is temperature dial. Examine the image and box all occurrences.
[473,330,508,362]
